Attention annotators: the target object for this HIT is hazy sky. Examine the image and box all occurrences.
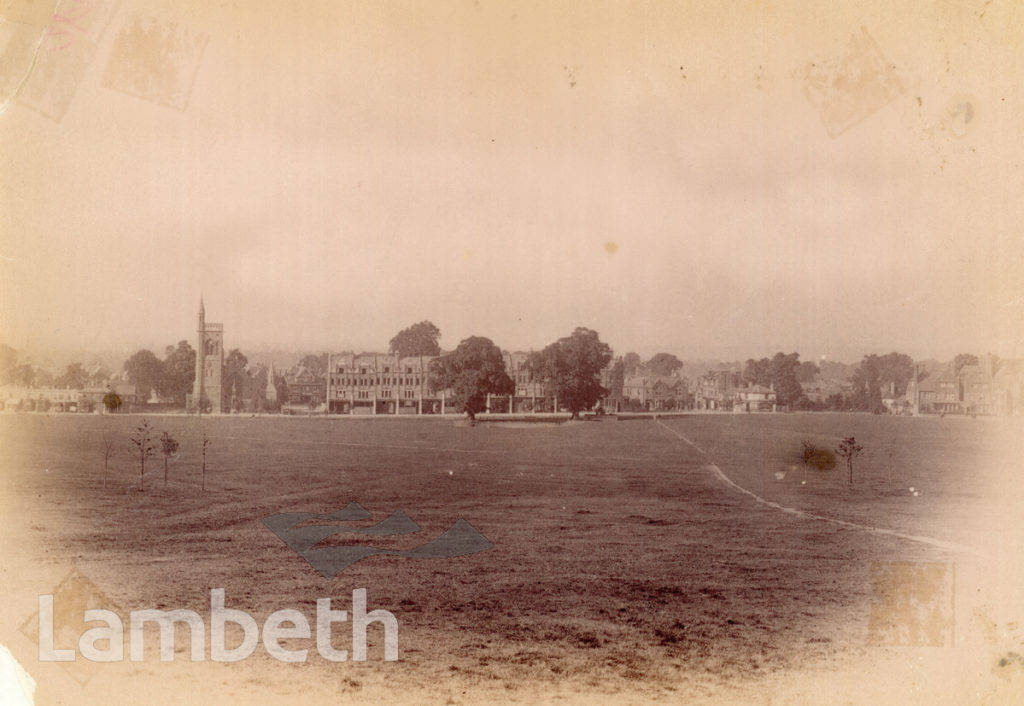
[2,0,1022,363]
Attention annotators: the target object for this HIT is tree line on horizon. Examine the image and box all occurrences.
[0,330,992,418]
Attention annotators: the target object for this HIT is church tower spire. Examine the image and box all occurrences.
[190,297,224,414]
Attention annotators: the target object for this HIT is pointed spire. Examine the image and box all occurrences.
[199,295,205,317]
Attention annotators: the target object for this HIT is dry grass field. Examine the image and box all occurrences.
[1,412,1023,705]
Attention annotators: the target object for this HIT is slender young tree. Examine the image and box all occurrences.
[160,431,179,488]
[201,432,210,491]
[129,419,157,491]
[836,436,864,487]
[101,432,117,489]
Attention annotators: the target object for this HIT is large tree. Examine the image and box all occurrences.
[851,354,885,414]
[743,358,772,387]
[389,321,442,358]
[876,352,915,396]
[9,361,37,387]
[88,366,112,387]
[297,353,328,375]
[527,327,613,419]
[796,360,820,383]
[769,352,804,407]
[429,336,513,421]
[31,366,51,388]
[123,350,163,402]
[953,353,978,376]
[743,353,805,407]
[622,352,642,377]
[222,349,249,411]
[606,358,626,405]
[158,340,196,405]
[0,344,18,384]
[55,362,88,389]
[646,353,683,377]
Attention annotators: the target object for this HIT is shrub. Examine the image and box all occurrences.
[102,392,122,412]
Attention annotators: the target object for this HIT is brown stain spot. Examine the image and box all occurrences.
[947,95,977,138]
[604,241,618,255]
[868,561,955,647]
[997,652,1024,672]
[916,96,923,106]
[563,65,579,88]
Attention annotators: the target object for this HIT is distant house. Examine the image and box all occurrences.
[694,370,742,411]
[0,381,136,413]
[326,353,444,415]
[734,384,776,412]
[621,375,690,411]
[992,360,1024,416]
[800,378,851,405]
[79,382,137,412]
[905,355,1010,415]
[908,368,959,414]
[284,366,325,409]
[504,351,548,413]
[959,361,997,415]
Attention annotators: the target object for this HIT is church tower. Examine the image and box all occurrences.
[192,297,224,413]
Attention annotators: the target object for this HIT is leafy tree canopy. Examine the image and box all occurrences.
[124,350,163,401]
[743,353,804,407]
[796,360,820,383]
[606,358,626,400]
[389,321,442,358]
[646,353,683,377]
[953,353,978,375]
[55,362,88,389]
[851,354,885,414]
[875,352,915,396]
[297,353,328,374]
[223,349,250,410]
[527,327,613,419]
[429,336,513,420]
[0,344,18,384]
[622,352,642,376]
[743,358,772,387]
[158,340,196,405]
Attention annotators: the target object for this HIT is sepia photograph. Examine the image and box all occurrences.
[1,1,1023,703]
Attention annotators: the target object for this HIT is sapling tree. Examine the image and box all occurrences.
[885,435,898,490]
[201,432,210,491]
[836,436,864,487]
[129,419,157,491]
[101,432,117,489]
[160,431,179,488]
[799,440,836,482]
